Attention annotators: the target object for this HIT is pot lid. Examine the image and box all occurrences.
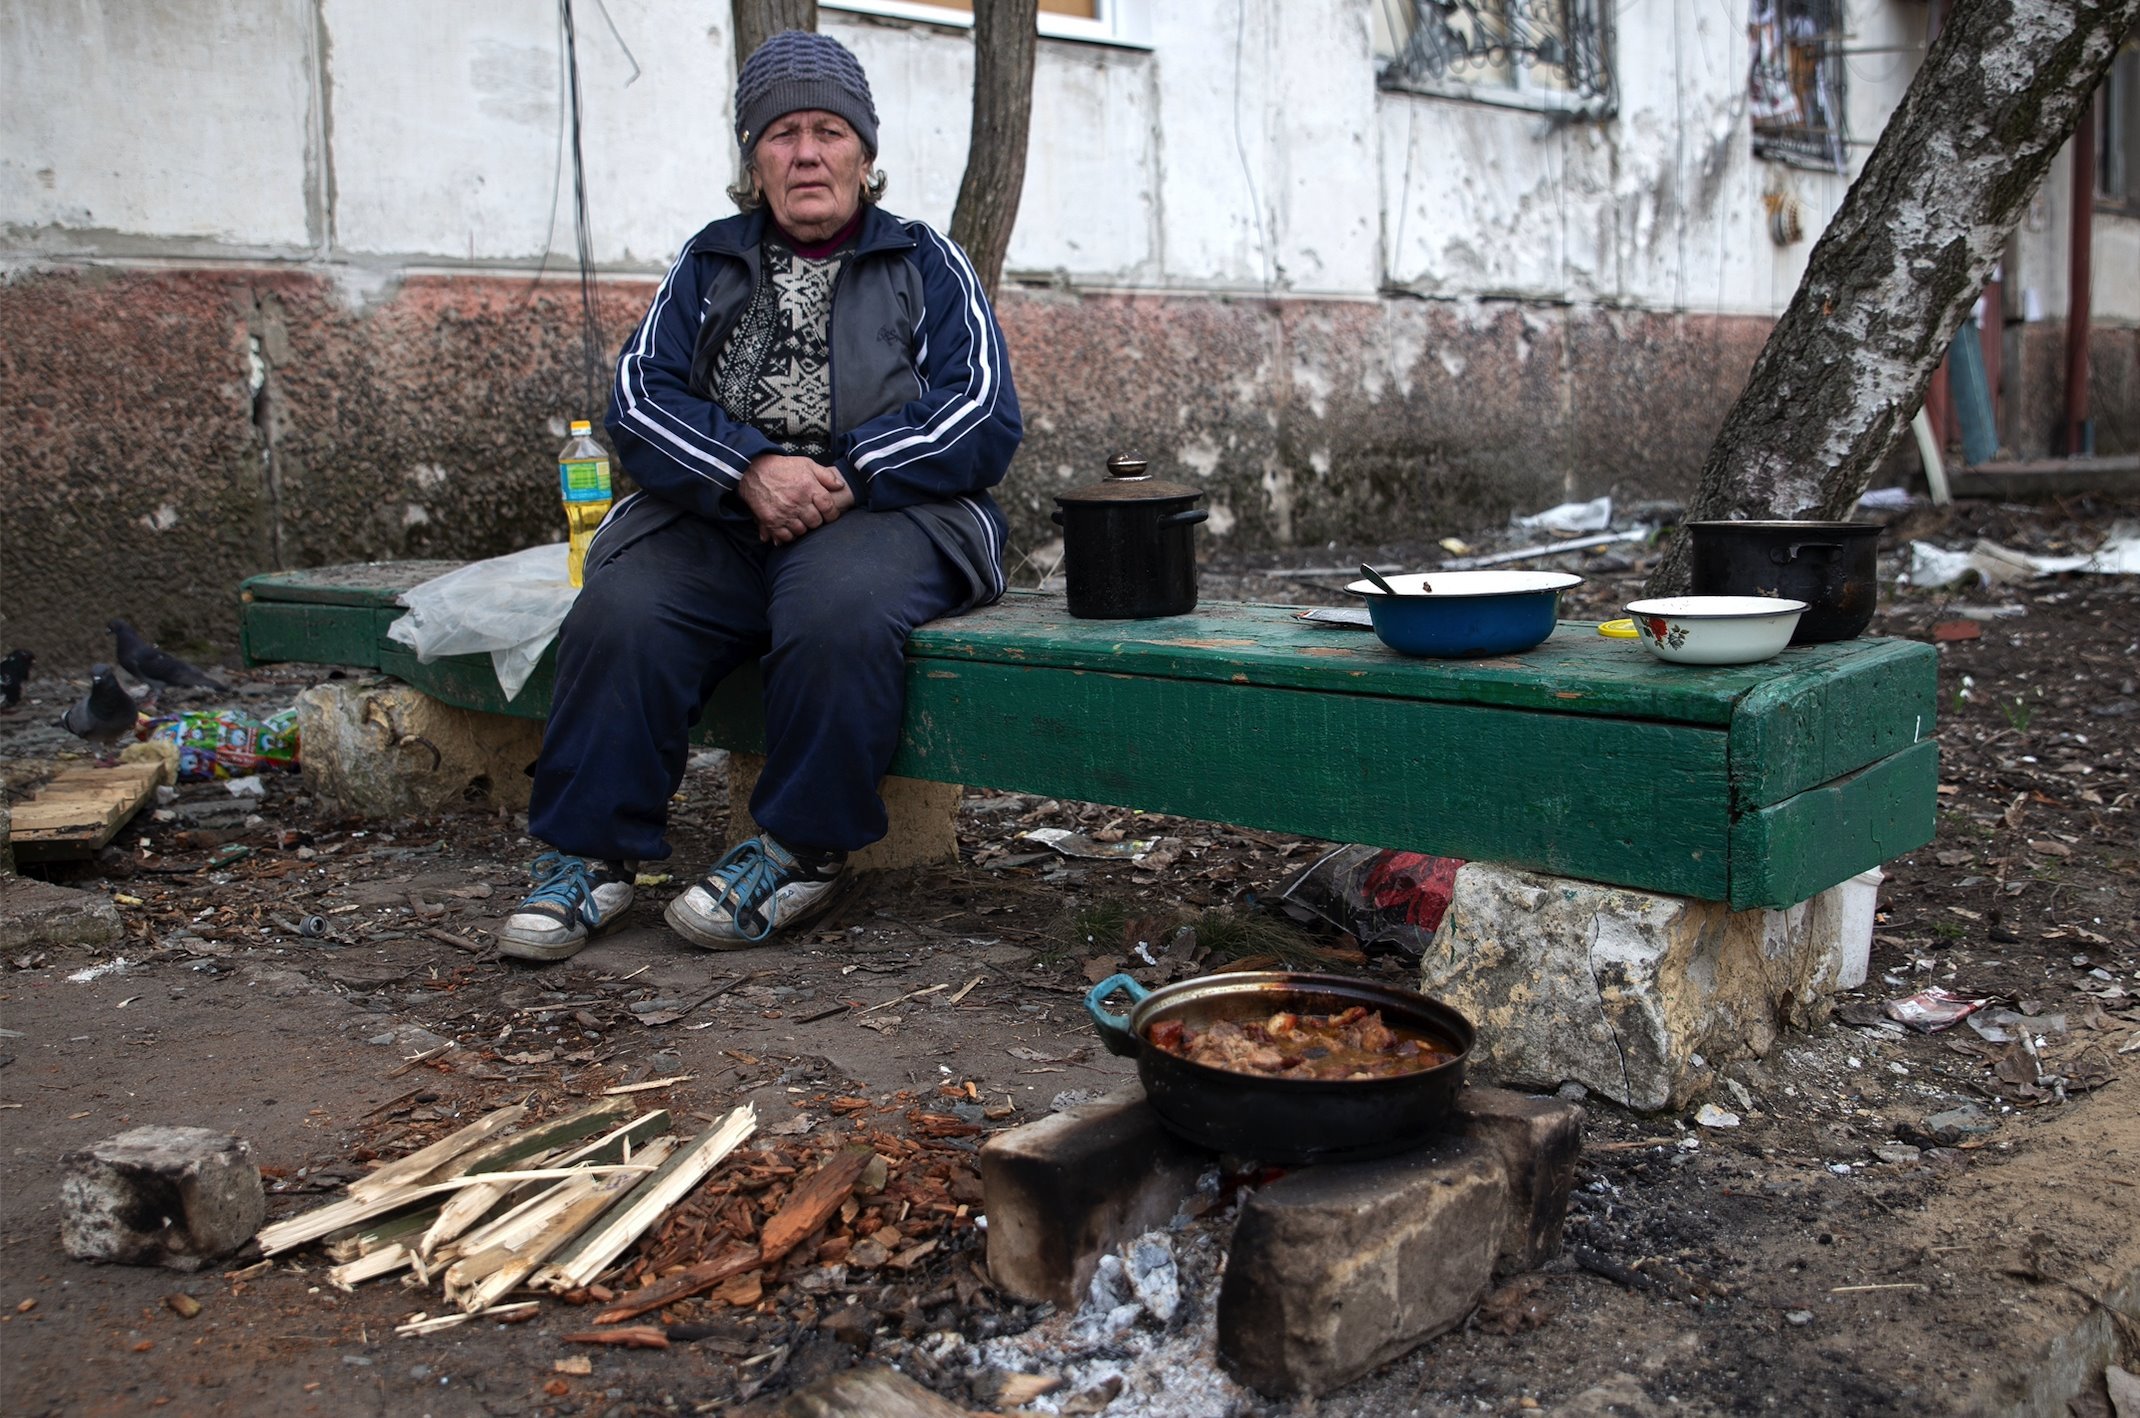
[1054,454,1204,505]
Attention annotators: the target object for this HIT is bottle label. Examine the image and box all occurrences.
[559,458,612,502]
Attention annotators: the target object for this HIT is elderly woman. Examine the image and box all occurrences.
[501,30,1022,961]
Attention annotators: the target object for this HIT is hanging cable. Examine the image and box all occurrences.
[560,0,604,420]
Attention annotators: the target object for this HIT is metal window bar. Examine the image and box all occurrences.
[1748,0,1847,172]
[1375,0,1615,114]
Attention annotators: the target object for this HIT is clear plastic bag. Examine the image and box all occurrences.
[384,544,577,701]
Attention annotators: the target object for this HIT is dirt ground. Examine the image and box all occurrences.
[2,492,2136,1418]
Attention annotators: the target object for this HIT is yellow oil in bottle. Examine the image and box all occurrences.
[558,420,612,587]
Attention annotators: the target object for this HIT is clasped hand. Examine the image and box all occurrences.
[740,454,855,544]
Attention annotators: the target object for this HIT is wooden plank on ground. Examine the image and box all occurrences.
[8,763,163,861]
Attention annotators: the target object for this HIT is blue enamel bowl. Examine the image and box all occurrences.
[1345,570,1583,657]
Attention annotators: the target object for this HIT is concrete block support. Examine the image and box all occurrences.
[1452,1086,1583,1276]
[60,1126,266,1271]
[726,752,961,872]
[1422,864,1861,1111]
[1216,1136,1506,1397]
[978,1085,1207,1306]
[295,680,542,818]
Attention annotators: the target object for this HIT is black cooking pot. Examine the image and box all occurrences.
[1051,455,1208,619]
[1084,970,1474,1164]
[1687,520,1881,643]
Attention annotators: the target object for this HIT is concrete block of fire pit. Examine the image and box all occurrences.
[1420,864,1859,1111]
[1453,1086,1583,1275]
[59,1126,265,1271]
[979,1085,1207,1306]
[1217,1134,1505,1397]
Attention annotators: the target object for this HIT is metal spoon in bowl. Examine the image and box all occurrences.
[1360,562,1426,596]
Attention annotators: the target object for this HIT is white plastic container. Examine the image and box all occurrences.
[1831,867,1884,989]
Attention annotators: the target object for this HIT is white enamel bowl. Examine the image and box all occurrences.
[1622,596,1808,666]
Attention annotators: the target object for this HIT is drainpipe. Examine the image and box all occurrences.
[2065,97,2097,456]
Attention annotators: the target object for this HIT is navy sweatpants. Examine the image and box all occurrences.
[527,507,967,863]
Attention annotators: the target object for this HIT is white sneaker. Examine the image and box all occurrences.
[498,852,635,962]
[664,836,848,949]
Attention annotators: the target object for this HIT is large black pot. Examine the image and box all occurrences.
[1051,455,1207,619]
[1688,520,1881,643]
[1084,970,1474,1164]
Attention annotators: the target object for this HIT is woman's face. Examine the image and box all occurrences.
[753,110,869,244]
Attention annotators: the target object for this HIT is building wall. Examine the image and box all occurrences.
[0,0,2127,662]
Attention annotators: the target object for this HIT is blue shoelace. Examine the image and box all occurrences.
[704,838,794,944]
[524,850,601,926]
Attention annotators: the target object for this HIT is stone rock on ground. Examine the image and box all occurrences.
[295,679,541,817]
[1452,1085,1584,1275]
[0,874,124,952]
[979,1084,1207,1306]
[59,1126,266,1271]
[1216,1134,1505,1397]
[1421,863,1858,1110]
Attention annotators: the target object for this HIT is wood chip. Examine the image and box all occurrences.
[561,1326,669,1349]
[758,1148,874,1260]
[601,1074,694,1096]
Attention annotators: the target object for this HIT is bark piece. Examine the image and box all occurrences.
[60,1126,266,1272]
[757,1148,872,1260]
[591,1243,764,1325]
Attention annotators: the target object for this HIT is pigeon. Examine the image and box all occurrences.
[0,649,30,707]
[109,618,228,693]
[57,664,141,745]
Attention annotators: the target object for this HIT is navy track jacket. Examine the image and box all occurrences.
[601,205,1021,607]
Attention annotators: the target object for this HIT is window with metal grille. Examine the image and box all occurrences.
[1749,0,1847,172]
[1373,0,1615,117]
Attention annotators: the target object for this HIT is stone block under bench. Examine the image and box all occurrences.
[978,1082,1583,1397]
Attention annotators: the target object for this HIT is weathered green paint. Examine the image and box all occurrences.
[1727,739,1940,909]
[1727,637,1938,808]
[886,657,1732,898]
[240,565,1941,904]
[241,602,398,669]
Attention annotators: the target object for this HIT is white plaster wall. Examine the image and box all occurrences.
[0,0,316,251]
[325,0,728,264]
[1377,0,1924,316]
[14,0,2103,327]
[2009,146,2140,324]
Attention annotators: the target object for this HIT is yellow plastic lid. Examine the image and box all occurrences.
[1597,618,1640,639]
[569,419,592,436]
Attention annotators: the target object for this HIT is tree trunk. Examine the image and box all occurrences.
[1646,0,2139,597]
[949,0,1039,301]
[732,0,816,72]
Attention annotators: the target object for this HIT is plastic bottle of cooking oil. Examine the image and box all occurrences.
[557,420,612,587]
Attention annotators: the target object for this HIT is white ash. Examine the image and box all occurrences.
[954,1223,1266,1417]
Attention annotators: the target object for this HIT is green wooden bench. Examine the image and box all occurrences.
[240,562,1938,910]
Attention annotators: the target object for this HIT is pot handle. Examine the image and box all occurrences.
[1050,510,1065,527]
[1085,973,1150,1059]
[1771,540,1843,565]
[1159,507,1210,529]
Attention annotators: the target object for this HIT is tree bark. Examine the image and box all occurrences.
[732,0,817,72]
[1646,0,2139,597]
[949,0,1039,301]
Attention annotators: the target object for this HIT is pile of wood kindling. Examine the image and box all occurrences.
[254,1088,991,1339]
[254,1096,756,1334]
[582,1100,989,1329]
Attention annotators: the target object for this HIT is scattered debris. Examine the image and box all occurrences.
[1884,988,1993,1032]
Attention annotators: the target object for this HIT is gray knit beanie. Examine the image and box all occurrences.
[735,30,879,158]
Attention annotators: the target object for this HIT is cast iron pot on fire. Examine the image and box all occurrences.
[1052,454,1208,619]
